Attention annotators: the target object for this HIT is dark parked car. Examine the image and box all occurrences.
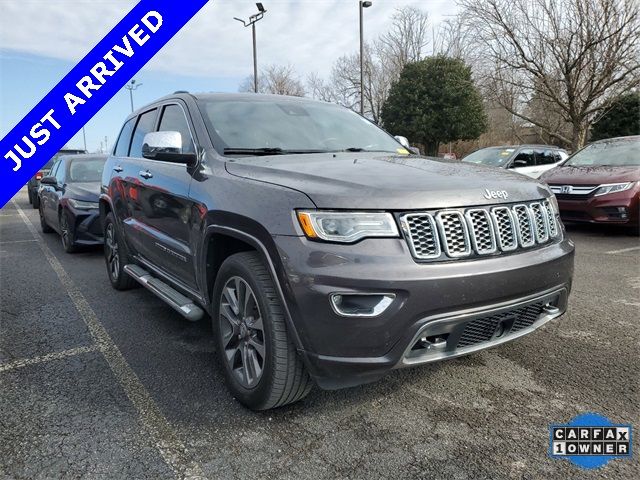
[463,145,568,178]
[39,154,107,252]
[101,93,574,410]
[540,136,639,229]
[27,148,86,209]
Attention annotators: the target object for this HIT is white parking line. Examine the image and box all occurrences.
[0,239,38,244]
[12,201,205,480]
[0,345,98,372]
[606,246,640,255]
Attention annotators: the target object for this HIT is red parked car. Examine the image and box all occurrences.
[540,136,639,229]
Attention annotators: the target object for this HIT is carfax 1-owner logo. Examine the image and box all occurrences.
[549,413,633,469]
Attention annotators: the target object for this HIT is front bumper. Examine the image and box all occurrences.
[556,188,639,226]
[69,208,103,245]
[274,235,574,389]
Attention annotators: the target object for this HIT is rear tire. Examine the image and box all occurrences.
[103,212,137,290]
[212,252,312,410]
[28,188,33,205]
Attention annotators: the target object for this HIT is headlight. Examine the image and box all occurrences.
[296,211,399,242]
[68,199,99,210]
[594,182,634,196]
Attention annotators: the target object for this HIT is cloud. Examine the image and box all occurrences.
[0,0,458,81]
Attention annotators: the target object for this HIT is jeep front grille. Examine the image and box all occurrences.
[400,199,560,261]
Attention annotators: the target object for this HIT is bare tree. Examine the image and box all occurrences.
[433,17,478,64]
[460,0,640,150]
[240,64,306,96]
[378,6,430,75]
[307,6,429,123]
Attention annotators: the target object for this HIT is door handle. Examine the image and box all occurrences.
[113,165,123,173]
[139,170,153,179]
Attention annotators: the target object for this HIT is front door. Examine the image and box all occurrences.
[131,103,199,290]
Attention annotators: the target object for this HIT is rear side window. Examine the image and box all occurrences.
[535,149,557,165]
[114,118,135,157]
[129,109,158,158]
[512,149,535,167]
[158,105,195,154]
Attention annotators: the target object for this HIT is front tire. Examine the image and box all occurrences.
[212,252,312,410]
[39,204,53,233]
[59,209,77,253]
[103,212,137,290]
[32,192,40,209]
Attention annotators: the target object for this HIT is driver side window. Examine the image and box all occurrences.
[510,149,535,168]
[54,159,66,184]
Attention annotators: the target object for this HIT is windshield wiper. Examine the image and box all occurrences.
[223,148,329,156]
[341,148,397,153]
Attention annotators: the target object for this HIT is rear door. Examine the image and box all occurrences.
[533,149,562,177]
[114,110,158,257]
[131,102,199,289]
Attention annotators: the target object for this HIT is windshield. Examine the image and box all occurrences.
[462,147,516,167]
[45,150,86,169]
[67,157,106,183]
[197,98,404,155]
[565,138,640,167]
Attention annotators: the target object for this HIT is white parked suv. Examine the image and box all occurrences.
[463,145,568,179]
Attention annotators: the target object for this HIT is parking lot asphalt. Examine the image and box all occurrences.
[1,188,638,480]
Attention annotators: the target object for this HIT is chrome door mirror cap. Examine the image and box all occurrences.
[394,135,411,149]
[142,131,196,165]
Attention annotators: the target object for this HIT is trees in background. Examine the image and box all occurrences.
[239,64,306,96]
[459,0,640,150]
[237,1,639,154]
[381,57,488,156]
[307,6,430,123]
[591,92,640,140]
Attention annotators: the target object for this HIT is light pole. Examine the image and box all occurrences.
[359,1,372,116]
[82,126,87,152]
[124,79,143,112]
[234,3,267,93]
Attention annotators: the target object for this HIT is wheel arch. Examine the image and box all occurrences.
[203,225,306,352]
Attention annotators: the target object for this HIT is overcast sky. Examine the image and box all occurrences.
[0,0,459,152]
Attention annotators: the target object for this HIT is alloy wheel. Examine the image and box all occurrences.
[219,276,266,389]
[60,213,71,249]
[105,223,120,280]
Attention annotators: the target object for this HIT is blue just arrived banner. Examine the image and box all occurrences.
[0,0,211,207]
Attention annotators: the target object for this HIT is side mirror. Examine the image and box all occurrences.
[394,135,411,149]
[142,131,197,165]
[40,176,57,186]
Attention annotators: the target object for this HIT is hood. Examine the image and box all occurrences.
[541,165,640,185]
[65,182,101,202]
[225,153,551,210]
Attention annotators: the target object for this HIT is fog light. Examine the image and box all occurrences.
[330,293,395,317]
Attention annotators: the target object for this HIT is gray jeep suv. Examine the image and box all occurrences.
[101,93,574,410]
